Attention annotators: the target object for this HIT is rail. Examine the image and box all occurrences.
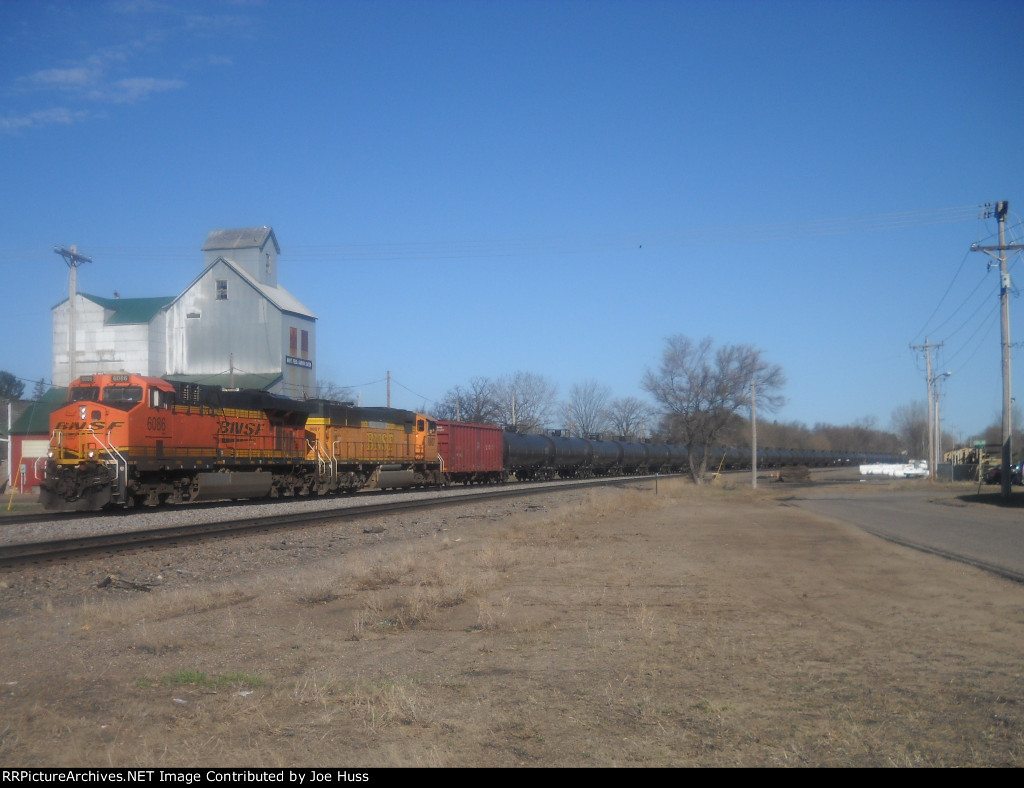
[0,474,663,565]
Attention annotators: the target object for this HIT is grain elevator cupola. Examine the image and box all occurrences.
[202,226,280,287]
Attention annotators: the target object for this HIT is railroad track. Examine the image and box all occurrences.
[0,476,658,567]
[0,509,110,528]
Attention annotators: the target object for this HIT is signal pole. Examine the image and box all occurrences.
[53,245,92,385]
[971,202,1024,499]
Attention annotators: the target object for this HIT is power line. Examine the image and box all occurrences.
[946,306,999,377]
[938,274,999,346]
[0,204,985,265]
[910,247,975,344]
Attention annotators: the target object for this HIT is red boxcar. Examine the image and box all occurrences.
[436,421,505,484]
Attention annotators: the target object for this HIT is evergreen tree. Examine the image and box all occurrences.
[0,371,24,401]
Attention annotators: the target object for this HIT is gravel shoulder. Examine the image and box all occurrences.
[0,476,1021,767]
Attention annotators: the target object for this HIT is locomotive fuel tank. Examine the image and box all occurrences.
[190,470,274,501]
[371,465,418,489]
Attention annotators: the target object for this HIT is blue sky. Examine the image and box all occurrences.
[1,0,1022,441]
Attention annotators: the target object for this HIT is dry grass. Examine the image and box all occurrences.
[1,478,1022,767]
[77,585,255,628]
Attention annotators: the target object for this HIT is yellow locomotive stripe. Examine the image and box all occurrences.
[170,406,267,419]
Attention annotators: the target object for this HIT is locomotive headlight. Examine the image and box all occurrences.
[79,405,87,420]
[87,451,96,459]
[47,450,54,459]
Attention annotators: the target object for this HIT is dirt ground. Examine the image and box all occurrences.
[0,476,1021,767]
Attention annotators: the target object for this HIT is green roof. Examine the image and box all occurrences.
[8,388,67,435]
[164,373,283,392]
[80,293,174,325]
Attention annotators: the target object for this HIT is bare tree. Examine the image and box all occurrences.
[606,396,654,439]
[433,372,559,432]
[315,379,355,403]
[980,405,1024,463]
[431,389,461,421]
[432,377,501,423]
[643,335,785,483]
[755,420,828,452]
[813,417,901,454]
[491,371,558,433]
[891,401,929,459]
[568,380,611,436]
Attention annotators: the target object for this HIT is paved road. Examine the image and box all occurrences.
[784,482,1024,583]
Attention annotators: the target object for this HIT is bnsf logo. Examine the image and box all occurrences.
[367,432,395,450]
[55,421,124,432]
[217,420,263,437]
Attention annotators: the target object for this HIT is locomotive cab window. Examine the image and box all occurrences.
[69,386,100,403]
[149,388,174,409]
[102,386,144,409]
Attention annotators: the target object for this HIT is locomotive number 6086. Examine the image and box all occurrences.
[146,416,167,432]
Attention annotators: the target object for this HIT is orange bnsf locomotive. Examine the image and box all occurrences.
[40,373,441,512]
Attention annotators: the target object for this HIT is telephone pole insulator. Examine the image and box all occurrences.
[54,246,92,267]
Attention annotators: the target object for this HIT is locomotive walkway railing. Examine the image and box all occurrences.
[91,429,128,499]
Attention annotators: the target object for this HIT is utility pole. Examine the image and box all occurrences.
[53,245,92,385]
[3,400,11,492]
[751,380,758,489]
[971,201,1024,499]
[910,338,943,481]
[933,370,951,473]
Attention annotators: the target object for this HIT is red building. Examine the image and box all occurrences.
[4,392,64,493]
